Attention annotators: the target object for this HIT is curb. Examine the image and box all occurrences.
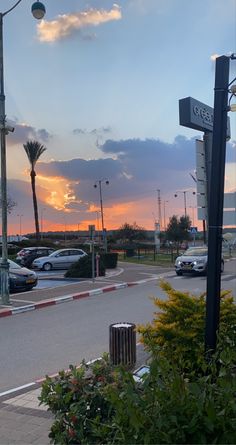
[0,282,138,319]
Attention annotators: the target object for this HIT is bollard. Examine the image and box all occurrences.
[109,322,136,366]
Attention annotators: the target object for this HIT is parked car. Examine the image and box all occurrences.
[16,247,55,268]
[32,248,87,271]
[175,246,224,276]
[1,259,38,292]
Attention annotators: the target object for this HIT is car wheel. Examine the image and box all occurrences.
[176,271,182,276]
[42,262,52,271]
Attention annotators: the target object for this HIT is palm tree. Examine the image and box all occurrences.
[23,140,47,240]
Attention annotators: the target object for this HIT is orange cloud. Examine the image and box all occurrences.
[36,175,76,210]
[37,4,122,43]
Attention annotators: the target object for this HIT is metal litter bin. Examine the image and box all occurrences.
[109,322,136,366]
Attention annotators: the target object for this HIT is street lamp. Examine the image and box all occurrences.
[17,214,23,238]
[188,206,195,226]
[0,1,46,305]
[174,190,196,217]
[94,179,109,250]
[40,208,46,240]
[163,200,169,231]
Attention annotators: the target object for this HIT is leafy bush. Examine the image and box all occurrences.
[138,280,236,371]
[40,351,236,444]
[40,282,236,444]
[65,254,105,278]
[100,252,118,269]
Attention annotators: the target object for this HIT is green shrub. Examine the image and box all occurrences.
[40,282,236,444]
[138,280,236,371]
[65,254,105,278]
[40,351,236,444]
[100,252,118,269]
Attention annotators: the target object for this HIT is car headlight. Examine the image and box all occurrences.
[193,260,205,265]
[176,260,181,266]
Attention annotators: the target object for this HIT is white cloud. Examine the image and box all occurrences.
[37,4,122,43]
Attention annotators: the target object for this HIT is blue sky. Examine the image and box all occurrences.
[1,0,236,234]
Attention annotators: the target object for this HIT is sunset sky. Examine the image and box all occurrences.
[2,0,236,235]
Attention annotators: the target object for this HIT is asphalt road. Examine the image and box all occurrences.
[0,280,162,393]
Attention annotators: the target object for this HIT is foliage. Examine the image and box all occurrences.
[138,280,236,371]
[23,140,47,240]
[0,195,17,214]
[115,222,147,243]
[65,253,105,278]
[40,350,236,444]
[166,215,191,246]
[100,252,118,269]
[39,355,116,445]
[40,282,236,444]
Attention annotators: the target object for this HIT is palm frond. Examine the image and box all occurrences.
[23,140,47,169]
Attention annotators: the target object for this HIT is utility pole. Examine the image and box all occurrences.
[157,189,162,230]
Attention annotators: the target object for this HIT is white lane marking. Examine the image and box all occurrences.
[0,382,36,398]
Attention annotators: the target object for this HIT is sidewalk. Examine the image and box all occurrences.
[0,344,150,445]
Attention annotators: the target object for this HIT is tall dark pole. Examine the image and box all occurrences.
[0,1,46,304]
[183,191,187,217]
[205,56,230,352]
[0,13,10,304]
[94,179,109,252]
[98,180,104,233]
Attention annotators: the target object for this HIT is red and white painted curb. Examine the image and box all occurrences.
[0,282,137,319]
[0,271,172,319]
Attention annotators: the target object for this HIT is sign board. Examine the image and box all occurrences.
[197,194,207,207]
[196,140,207,221]
[88,225,95,239]
[179,97,231,138]
[198,207,207,220]
[224,192,236,209]
[190,227,198,234]
[223,193,236,226]
[223,211,236,226]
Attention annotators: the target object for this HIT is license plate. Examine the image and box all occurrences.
[183,265,192,270]
[26,279,35,284]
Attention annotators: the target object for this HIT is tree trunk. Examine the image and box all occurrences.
[30,170,40,240]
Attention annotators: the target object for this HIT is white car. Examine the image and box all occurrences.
[175,246,224,276]
[32,248,87,271]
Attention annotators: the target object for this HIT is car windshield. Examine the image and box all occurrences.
[183,248,208,256]
[1,259,22,270]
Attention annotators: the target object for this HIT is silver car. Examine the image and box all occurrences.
[175,246,224,276]
[32,248,87,271]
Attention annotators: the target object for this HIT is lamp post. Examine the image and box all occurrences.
[94,179,109,251]
[189,206,195,226]
[0,1,46,305]
[174,190,196,218]
[64,216,67,247]
[40,208,46,240]
[17,214,23,238]
[163,200,169,231]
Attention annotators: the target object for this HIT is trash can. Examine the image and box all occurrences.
[109,322,136,366]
